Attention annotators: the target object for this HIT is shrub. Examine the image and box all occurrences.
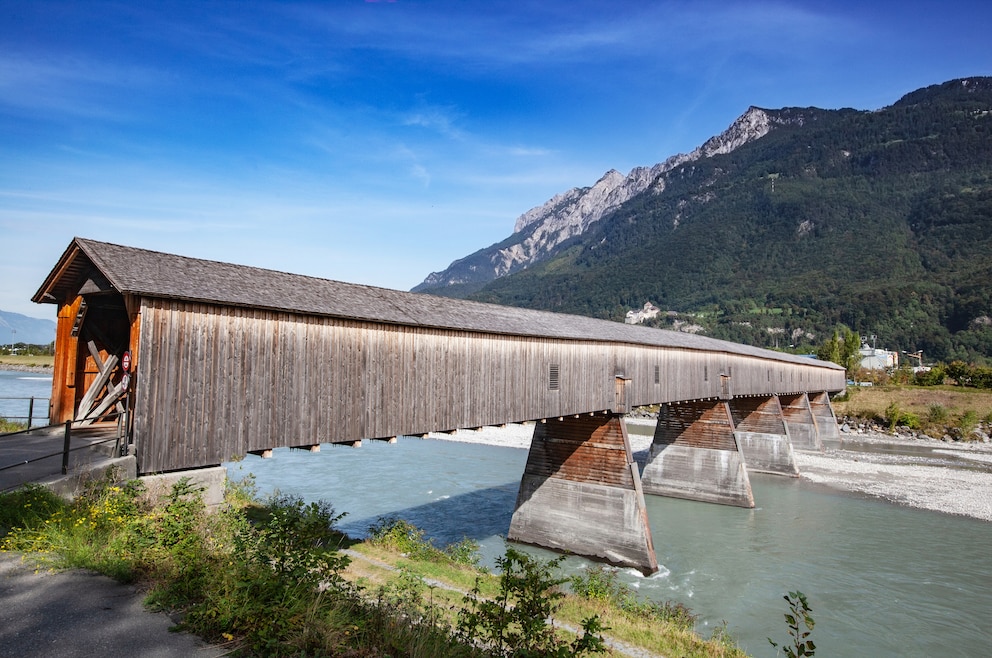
[0,416,27,433]
[457,548,607,657]
[570,564,698,630]
[768,590,815,657]
[926,403,950,426]
[885,402,920,431]
[955,410,980,440]
[913,365,946,386]
[367,516,479,566]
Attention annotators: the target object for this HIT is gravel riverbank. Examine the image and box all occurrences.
[427,419,992,522]
[0,364,53,375]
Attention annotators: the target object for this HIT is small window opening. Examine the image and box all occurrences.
[549,363,560,391]
[654,364,660,384]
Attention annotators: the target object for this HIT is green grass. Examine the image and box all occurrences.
[0,417,28,433]
[1,474,749,657]
[0,355,54,368]
[836,385,992,437]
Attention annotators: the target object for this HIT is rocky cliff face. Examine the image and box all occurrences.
[414,106,796,294]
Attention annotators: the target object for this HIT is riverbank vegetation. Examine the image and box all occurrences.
[0,354,54,369]
[0,473,746,657]
[835,385,992,439]
[0,418,27,433]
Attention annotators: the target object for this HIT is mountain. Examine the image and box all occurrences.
[413,105,822,297]
[415,77,992,363]
[0,310,57,346]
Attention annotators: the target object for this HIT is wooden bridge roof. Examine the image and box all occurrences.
[34,237,842,372]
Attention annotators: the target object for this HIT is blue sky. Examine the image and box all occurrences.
[2,1,990,320]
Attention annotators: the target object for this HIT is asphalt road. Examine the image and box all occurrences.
[0,553,224,658]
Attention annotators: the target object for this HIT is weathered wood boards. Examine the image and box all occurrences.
[641,400,755,508]
[779,393,822,451]
[508,414,658,575]
[730,395,799,477]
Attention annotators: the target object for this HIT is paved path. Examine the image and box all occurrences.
[0,425,119,492]
[0,553,225,658]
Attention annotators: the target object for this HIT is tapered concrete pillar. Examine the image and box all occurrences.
[779,393,822,451]
[729,396,799,477]
[640,400,754,508]
[808,391,840,441]
[508,414,658,575]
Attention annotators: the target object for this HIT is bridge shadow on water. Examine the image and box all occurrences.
[339,481,521,547]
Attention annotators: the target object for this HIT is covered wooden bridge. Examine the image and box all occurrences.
[34,238,845,573]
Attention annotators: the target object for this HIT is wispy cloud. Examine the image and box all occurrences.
[0,53,166,120]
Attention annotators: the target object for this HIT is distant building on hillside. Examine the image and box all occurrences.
[625,302,661,325]
[859,343,899,370]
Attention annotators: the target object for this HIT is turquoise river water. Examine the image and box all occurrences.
[228,436,992,657]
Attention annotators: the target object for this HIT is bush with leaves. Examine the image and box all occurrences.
[368,516,480,566]
[570,564,698,630]
[768,590,815,657]
[457,548,607,657]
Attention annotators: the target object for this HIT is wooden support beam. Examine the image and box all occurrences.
[75,354,119,422]
[291,444,321,453]
[249,449,273,459]
[641,400,755,507]
[729,396,799,477]
[779,393,822,451]
[508,414,658,575]
[78,381,125,426]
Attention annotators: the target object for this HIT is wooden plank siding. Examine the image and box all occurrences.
[34,239,845,474]
[133,298,845,473]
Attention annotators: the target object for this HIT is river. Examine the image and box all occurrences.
[0,369,52,427]
[228,435,992,657]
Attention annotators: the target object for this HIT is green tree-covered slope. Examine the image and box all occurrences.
[467,78,992,362]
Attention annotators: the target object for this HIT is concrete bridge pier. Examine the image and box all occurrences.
[779,393,822,451]
[640,400,755,508]
[729,396,799,477]
[507,413,658,575]
[808,391,840,441]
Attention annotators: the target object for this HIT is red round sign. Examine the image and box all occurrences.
[122,351,131,372]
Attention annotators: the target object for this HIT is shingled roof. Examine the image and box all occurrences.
[34,237,841,371]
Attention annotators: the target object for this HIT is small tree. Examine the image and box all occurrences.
[768,590,815,657]
[816,326,861,379]
[457,548,606,657]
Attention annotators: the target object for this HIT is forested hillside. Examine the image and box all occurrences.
[455,78,992,363]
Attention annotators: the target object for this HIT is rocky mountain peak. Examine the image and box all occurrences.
[414,105,789,294]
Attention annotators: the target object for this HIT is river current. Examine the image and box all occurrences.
[0,369,52,427]
[230,436,992,657]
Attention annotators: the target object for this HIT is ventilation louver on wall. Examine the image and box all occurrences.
[549,363,560,390]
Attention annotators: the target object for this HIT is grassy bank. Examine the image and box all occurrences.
[835,385,992,437]
[0,355,54,369]
[0,474,748,657]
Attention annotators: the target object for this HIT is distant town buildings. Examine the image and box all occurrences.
[859,343,899,370]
